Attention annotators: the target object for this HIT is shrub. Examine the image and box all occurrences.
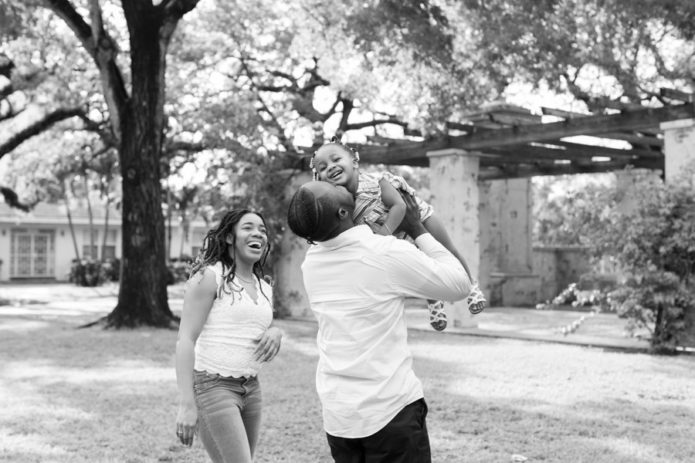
[584,170,695,353]
[167,256,192,285]
[101,258,120,282]
[606,271,694,353]
[69,259,108,287]
[535,168,695,352]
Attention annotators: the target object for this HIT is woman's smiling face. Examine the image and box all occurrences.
[227,212,268,265]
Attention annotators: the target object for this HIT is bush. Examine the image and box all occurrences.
[69,259,108,287]
[167,256,192,285]
[606,272,694,353]
[581,169,695,352]
[535,168,695,351]
[101,258,120,282]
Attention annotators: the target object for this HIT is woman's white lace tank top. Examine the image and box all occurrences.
[194,262,274,378]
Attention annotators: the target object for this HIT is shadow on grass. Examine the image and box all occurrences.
[407,329,695,463]
[1,317,694,463]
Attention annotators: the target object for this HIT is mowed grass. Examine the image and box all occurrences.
[1,305,694,462]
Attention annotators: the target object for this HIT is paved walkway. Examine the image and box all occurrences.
[404,301,650,352]
[0,282,650,352]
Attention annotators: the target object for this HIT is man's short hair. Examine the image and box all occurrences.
[287,185,343,243]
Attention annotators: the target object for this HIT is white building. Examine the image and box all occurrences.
[0,202,207,282]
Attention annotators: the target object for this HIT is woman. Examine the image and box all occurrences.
[175,209,282,463]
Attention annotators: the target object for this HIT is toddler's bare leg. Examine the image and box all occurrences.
[423,215,486,314]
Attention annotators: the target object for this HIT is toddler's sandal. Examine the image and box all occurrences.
[428,300,448,331]
[467,284,487,315]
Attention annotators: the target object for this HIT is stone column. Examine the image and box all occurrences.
[614,168,660,215]
[426,148,480,328]
[660,118,695,347]
[660,118,695,183]
[479,178,537,306]
[273,170,312,318]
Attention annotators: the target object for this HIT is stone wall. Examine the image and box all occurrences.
[532,245,592,303]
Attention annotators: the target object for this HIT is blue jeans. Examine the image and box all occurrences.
[193,370,263,463]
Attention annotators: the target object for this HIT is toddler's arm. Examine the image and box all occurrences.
[377,178,407,235]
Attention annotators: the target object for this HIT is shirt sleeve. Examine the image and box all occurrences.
[375,233,471,302]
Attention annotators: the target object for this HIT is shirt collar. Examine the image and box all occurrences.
[313,224,373,250]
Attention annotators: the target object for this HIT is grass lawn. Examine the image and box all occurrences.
[1,298,694,462]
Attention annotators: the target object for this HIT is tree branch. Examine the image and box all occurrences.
[45,0,128,142]
[0,53,14,78]
[0,186,33,212]
[344,117,411,131]
[159,0,200,18]
[166,140,207,152]
[0,106,84,159]
[238,58,294,152]
[336,98,353,134]
[0,91,28,122]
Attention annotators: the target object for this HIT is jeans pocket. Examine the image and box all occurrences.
[193,371,220,394]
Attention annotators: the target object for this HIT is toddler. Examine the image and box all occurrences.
[310,138,486,330]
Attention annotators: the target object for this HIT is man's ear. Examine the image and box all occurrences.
[337,207,350,220]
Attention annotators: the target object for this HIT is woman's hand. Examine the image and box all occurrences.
[255,326,283,362]
[175,402,198,447]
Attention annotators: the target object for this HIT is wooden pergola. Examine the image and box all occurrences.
[353,90,695,181]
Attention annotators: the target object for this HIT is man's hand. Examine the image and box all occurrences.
[395,190,427,239]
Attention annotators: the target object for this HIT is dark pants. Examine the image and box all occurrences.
[326,399,431,463]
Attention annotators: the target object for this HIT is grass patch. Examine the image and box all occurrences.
[1,311,694,462]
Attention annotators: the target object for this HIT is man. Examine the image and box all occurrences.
[287,181,471,463]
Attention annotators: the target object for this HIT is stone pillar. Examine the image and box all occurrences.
[426,149,480,328]
[273,170,312,318]
[479,178,537,306]
[660,118,695,347]
[614,168,661,215]
[660,118,695,183]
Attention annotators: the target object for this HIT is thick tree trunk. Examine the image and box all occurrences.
[44,0,200,328]
[105,13,174,328]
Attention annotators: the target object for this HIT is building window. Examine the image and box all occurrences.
[10,228,55,278]
[83,229,118,260]
[101,245,116,260]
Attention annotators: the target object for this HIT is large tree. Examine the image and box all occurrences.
[40,0,200,328]
[457,0,695,108]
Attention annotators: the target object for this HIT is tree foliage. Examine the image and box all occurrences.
[459,0,695,108]
[534,169,695,353]
[533,174,616,246]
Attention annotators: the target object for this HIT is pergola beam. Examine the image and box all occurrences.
[453,103,693,150]
[357,140,660,167]
[541,106,664,146]
[479,157,663,180]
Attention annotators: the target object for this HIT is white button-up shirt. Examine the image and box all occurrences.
[301,225,471,438]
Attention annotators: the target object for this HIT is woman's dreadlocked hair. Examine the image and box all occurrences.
[189,209,271,302]
[309,136,360,180]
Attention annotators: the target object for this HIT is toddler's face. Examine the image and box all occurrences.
[313,145,357,187]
